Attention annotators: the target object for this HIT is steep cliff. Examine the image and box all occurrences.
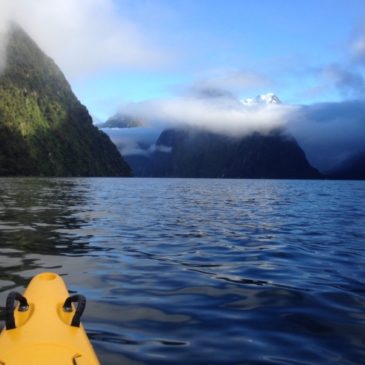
[0,25,131,176]
[125,127,321,178]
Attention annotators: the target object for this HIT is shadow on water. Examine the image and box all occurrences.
[0,178,106,298]
[0,177,102,255]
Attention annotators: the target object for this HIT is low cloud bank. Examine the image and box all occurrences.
[122,94,297,137]
[106,90,365,174]
[101,126,163,157]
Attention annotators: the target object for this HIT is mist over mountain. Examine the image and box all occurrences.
[0,25,131,176]
[98,114,144,129]
[104,88,365,179]
[124,126,321,179]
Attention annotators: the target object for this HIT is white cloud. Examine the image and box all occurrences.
[122,95,297,137]
[0,0,170,78]
[118,142,172,157]
[102,125,162,156]
[322,64,365,97]
[350,26,365,65]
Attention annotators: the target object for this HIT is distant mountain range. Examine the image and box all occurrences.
[124,127,322,179]
[102,92,322,179]
[103,91,364,180]
[0,24,131,176]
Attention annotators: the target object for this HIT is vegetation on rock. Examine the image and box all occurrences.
[0,25,131,176]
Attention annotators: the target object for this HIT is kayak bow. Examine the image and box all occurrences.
[0,272,100,365]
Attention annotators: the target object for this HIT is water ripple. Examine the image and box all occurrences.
[1,178,365,364]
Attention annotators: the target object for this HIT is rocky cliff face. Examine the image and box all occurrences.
[0,25,131,176]
[125,127,322,179]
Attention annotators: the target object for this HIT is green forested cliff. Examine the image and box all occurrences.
[0,25,131,176]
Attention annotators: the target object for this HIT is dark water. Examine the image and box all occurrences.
[1,178,365,365]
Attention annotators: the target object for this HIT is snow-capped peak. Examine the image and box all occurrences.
[241,93,281,106]
[257,93,281,104]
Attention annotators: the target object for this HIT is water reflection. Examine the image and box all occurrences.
[0,178,105,315]
[0,178,101,256]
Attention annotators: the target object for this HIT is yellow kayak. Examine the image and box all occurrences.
[0,272,100,365]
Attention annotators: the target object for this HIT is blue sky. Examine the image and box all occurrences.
[3,0,365,121]
[68,0,365,121]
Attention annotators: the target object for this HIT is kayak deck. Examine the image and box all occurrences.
[0,272,100,365]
